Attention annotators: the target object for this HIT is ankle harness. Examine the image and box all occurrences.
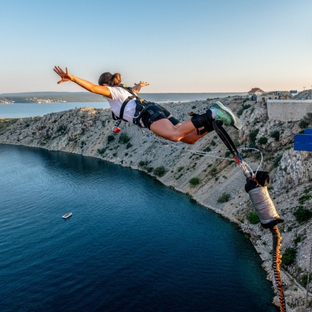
[189,110,214,135]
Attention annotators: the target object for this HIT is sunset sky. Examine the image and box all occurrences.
[1,0,311,93]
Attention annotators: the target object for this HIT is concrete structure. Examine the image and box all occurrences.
[267,100,312,121]
[248,87,264,96]
[248,87,264,101]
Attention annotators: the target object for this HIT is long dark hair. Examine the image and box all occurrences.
[98,72,121,86]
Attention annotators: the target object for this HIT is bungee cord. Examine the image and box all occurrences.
[212,121,286,312]
[113,116,264,167]
[138,126,263,173]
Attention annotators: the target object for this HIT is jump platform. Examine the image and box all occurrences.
[294,129,312,151]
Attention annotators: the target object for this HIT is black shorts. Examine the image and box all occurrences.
[141,104,178,129]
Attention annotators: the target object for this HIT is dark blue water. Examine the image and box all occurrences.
[0,145,278,312]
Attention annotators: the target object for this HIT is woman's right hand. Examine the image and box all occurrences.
[53,66,73,84]
[53,66,111,98]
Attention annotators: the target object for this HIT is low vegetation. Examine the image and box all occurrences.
[247,211,260,224]
[258,137,268,145]
[270,130,280,141]
[107,135,115,143]
[98,147,107,155]
[217,192,231,203]
[282,247,297,266]
[237,104,251,116]
[249,129,259,147]
[139,160,153,173]
[153,166,166,177]
[118,133,131,144]
[293,206,312,223]
[299,113,312,128]
[273,155,283,168]
[189,177,200,186]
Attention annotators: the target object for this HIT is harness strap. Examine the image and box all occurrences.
[117,84,147,125]
[119,84,137,97]
[119,95,135,121]
[117,84,159,127]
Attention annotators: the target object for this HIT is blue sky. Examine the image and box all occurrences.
[1,0,311,93]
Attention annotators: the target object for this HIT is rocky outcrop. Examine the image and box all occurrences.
[1,98,312,311]
[296,89,312,100]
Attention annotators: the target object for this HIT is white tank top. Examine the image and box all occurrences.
[104,86,137,123]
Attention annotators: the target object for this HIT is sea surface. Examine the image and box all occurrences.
[0,92,245,119]
[0,145,278,312]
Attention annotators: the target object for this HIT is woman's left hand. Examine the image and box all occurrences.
[132,81,149,94]
[134,81,149,88]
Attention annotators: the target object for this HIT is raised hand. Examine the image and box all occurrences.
[53,66,73,84]
[132,81,149,94]
[134,81,149,88]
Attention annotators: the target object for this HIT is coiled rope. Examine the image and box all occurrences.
[270,225,286,312]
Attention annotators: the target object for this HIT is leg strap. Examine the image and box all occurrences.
[169,116,180,125]
[197,122,214,135]
[190,110,214,135]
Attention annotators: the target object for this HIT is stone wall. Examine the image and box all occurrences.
[267,100,312,122]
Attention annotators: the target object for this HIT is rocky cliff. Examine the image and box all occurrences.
[1,98,311,311]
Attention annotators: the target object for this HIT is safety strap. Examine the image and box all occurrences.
[119,95,135,121]
[117,84,157,127]
[119,84,137,97]
[213,121,257,180]
[212,121,242,164]
[116,84,146,123]
[113,84,138,121]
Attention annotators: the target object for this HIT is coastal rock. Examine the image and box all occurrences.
[1,98,312,311]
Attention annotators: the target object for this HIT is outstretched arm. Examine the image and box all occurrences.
[132,81,149,94]
[53,66,111,98]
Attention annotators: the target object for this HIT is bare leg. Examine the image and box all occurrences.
[150,119,209,144]
[180,128,208,144]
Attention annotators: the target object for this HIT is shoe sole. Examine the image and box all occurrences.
[213,101,242,130]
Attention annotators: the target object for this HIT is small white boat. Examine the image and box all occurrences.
[62,212,72,219]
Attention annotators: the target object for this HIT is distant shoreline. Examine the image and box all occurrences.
[0,91,247,104]
[0,91,247,96]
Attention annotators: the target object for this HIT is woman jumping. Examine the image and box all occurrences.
[53,66,242,144]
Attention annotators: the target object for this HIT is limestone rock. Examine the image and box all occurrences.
[1,98,311,311]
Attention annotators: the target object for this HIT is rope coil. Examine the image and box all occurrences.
[270,226,286,312]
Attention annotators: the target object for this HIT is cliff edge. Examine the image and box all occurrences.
[1,97,311,311]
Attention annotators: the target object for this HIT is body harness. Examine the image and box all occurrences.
[111,84,167,131]
[212,120,286,312]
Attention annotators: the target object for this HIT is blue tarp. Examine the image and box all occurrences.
[294,129,312,151]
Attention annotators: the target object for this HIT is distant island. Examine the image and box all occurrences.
[0,91,246,104]
[0,92,106,104]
